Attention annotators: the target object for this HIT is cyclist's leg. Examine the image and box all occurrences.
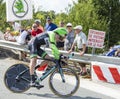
[37,48,51,68]
[28,39,42,87]
[30,57,37,78]
[29,56,44,88]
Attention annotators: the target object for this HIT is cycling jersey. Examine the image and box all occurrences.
[28,31,60,59]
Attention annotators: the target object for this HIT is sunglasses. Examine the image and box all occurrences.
[67,26,72,28]
[59,35,66,41]
[33,26,37,28]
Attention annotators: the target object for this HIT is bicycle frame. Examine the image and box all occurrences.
[36,62,65,83]
[36,58,66,83]
[15,59,65,84]
[37,65,56,81]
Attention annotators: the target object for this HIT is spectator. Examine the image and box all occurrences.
[4,30,19,42]
[31,24,43,37]
[16,27,32,45]
[68,25,88,76]
[115,48,120,57]
[64,23,75,51]
[59,21,65,27]
[44,17,57,31]
[25,27,32,43]
[4,27,11,40]
[9,21,21,32]
[16,27,32,61]
[56,21,65,49]
[34,19,44,31]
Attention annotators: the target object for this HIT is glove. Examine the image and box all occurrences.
[60,54,67,59]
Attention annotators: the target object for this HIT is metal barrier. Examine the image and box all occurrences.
[0,40,120,65]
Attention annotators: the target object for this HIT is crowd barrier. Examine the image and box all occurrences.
[92,62,120,84]
[0,40,120,84]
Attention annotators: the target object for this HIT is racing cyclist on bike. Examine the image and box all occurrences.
[28,27,67,87]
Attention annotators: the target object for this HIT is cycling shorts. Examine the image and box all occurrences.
[28,37,47,59]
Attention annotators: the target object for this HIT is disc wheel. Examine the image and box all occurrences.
[4,64,30,93]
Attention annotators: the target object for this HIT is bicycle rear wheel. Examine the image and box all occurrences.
[49,67,80,97]
[4,64,30,93]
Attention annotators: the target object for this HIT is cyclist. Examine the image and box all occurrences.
[28,27,67,87]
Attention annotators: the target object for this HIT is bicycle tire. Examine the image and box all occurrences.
[4,64,31,93]
[49,67,80,97]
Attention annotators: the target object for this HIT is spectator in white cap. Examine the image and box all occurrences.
[68,25,88,76]
[64,23,75,50]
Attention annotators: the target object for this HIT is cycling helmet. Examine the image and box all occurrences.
[53,27,67,37]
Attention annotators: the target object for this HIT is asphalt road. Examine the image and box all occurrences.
[0,58,118,99]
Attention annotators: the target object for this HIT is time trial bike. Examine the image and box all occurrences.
[4,54,79,97]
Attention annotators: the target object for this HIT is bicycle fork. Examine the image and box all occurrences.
[58,65,65,83]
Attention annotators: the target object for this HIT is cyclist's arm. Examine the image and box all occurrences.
[48,31,60,60]
[50,43,60,60]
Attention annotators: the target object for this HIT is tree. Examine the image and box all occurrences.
[33,10,56,27]
[0,0,8,32]
[67,0,107,35]
[92,0,120,47]
[52,0,108,53]
[55,12,68,25]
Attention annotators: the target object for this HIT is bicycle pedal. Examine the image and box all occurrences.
[36,85,44,89]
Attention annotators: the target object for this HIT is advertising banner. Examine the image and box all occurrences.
[6,0,33,21]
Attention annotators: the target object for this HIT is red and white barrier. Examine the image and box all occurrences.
[91,62,120,84]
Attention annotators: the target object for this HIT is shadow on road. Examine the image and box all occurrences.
[24,92,101,99]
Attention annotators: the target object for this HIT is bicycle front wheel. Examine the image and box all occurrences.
[4,64,30,93]
[49,67,80,97]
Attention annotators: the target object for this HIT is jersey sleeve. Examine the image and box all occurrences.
[50,43,60,60]
[48,31,60,60]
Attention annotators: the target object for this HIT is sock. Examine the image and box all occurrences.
[30,75,36,83]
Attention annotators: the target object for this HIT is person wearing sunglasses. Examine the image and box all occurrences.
[64,23,75,51]
[31,24,43,37]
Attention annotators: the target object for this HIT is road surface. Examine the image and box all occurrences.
[0,58,120,99]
